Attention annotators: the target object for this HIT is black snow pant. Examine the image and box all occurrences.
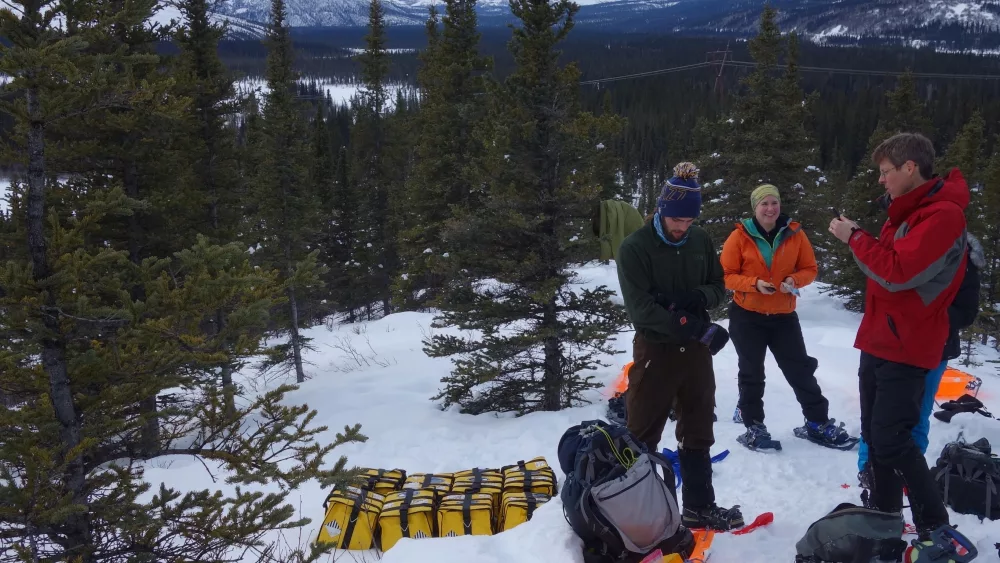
[858,352,950,531]
[625,332,716,510]
[728,303,829,427]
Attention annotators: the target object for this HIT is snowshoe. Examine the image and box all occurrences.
[682,503,745,532]
[794,418,860,451]
[737,423,782,452]
[606,392,627,426]
[733,406,743,424]
[904,525,978,563]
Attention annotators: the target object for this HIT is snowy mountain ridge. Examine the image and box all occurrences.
[208,0,1000,50]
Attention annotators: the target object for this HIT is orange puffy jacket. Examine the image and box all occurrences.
[720,217,818,315]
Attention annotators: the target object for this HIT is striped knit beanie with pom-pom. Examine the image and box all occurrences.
[658,161,703,219]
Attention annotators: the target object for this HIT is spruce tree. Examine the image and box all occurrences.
[248,0,326,383]
[347,0,398,319]
[328,146,362,321]
[939,110,986,239]
[52,0,189,456]
[593,90,627,201]
[823,72,934,311]
[697,5,817,247]
[173,0,248,417]
[396,0,491,309]
[0,0,362,557]
[941,114,986,350]
[425,0,629,414]
[173,0,243,244]
[978,147,1000,346]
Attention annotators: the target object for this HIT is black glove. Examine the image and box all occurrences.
[654,292,673,308]
[673,289,707,312]
[697,323,730,355]
[654,290,706,313]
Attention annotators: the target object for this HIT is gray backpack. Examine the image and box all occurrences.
[588,452,683,553]
[559,420,693,563]
[794,503,904,563]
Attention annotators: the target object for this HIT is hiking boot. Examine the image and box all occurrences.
[682,503,745,531]
[737,423,782,451]
[874,538,907,562]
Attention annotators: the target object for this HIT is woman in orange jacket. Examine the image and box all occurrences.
[721,184,853,452]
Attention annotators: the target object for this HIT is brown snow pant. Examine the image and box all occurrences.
[625,332,717,453]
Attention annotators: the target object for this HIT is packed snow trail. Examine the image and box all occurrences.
[139,262,1000,562]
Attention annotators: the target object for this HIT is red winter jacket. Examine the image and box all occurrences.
[849,169,970,370]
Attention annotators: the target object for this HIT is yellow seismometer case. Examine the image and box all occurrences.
[316,485,384,549]
[402,473,453,494]
[377,489,437,551]
[437,493,495,537]
[500,457,552,477]
[497,491,552,532]
[451,468,504,513]
[501,457,557,497]
[357,468,407,496]
[498,491,550,531]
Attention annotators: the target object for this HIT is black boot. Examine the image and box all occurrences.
[859,462,876,509]
[677,447,744,531]
[682,504,745,532]
[870,462,904,514]
[874,538,907,562]
[897,458,950,534]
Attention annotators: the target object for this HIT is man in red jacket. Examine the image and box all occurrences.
[830,133,967,542]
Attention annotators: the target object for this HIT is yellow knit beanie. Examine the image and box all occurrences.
[751,184,780,211]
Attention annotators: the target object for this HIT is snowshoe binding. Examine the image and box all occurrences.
[794,418,860,451]
[733,406,743,424]
[904,525,978,563]
[682,503,745,532]
[737,423,782,452]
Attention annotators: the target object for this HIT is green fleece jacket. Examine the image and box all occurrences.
[616,221,725,344]
[596,200,646,261]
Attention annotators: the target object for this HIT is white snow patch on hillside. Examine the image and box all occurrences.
[141,262,1000,562]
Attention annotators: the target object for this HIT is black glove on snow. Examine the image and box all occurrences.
[697,323,730,355]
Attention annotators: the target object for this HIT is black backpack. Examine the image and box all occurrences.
[794,502,905,563]
[558,420,693,563]
[932,437,1000,520]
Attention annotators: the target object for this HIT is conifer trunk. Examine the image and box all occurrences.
[216,308,236,416]
[542,296,562,411]
[285,243,306,383]
[126,159,160,457]
[26,82,93,560]
[986,236,998,345]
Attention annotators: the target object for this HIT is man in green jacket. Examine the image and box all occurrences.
[617,162,742,532]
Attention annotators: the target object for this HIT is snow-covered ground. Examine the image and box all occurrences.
[140,262,1000,562]
[0,177,9,214]
[234,77,415,110]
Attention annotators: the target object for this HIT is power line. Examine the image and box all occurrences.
[578,61,714,85]
[726,60,1000,80]
[580,59,1000,85]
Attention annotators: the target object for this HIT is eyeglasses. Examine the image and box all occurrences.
[879,165,902,178]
